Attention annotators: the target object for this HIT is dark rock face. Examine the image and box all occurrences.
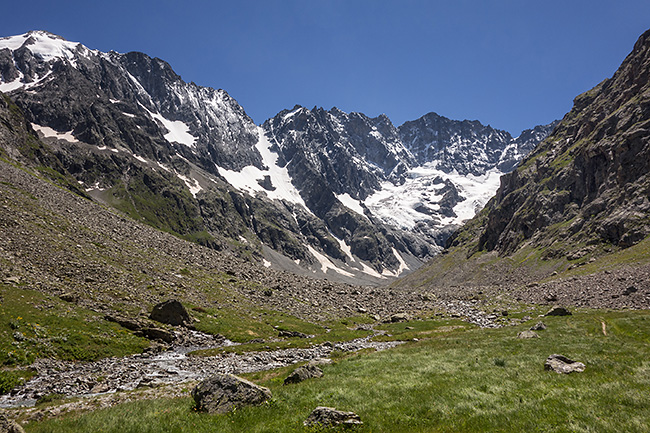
[303,406,363,427]
[264,106,415,200]
[150,300,192,326]
[398,113,557,176]
[192,374,272,414]
[472,28,650,257]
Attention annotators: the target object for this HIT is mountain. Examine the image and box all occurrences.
[0,31,554,284]
[397,28,650,300]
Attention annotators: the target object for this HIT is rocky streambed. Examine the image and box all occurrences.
[0,329,402,410]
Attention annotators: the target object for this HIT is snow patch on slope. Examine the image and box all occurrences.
[336,193,365,216]
[217,127,308,208]
[307,245,355,277]
[146,109,197,148]
[176,173,203,197]
[31,124,78,142]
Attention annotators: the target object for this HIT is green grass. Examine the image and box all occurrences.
[191,312,375,355]
[0,284,149,366]
[0,368,35,394]
[23,309,650,433]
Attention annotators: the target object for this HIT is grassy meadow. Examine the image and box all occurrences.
[20,308,650,433]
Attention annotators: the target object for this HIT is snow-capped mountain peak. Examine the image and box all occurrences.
[0,31,88,62]
[0,30,556,285]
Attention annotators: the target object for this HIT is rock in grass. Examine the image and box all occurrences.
[150,299,192,326]
[544,306,571,317]
[517,330,539,339]
[304,406,363,427]
[284,363,323,385]
[530,321,547,331]
[278,330,308,338]
[192,374,272,414]
[544,354,585,374]
[138,327,175,343]
[0,414,25,433]
[389,313,409,323]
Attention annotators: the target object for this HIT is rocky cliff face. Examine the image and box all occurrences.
[0,31,554,284]
[447,28,650,263]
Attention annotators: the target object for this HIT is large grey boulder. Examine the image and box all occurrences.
[304,406,363,427]
[150,299,192,326]
[192,374,272,414]
[0,414,25,433]
[544,354,585,374]
[284,363,323,385]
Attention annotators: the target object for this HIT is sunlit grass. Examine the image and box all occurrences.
[24,309,650,433]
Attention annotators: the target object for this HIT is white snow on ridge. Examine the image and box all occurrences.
[31,124,78,142]
[336,193,365,216]
[0,31,83,62]
[217,127,308,208]
[1,70,54,93]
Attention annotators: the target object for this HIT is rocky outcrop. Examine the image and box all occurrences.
[191,374,272,414]
[283,363,323,385]
[399,112,532,176]
[303,406,363,427]
[470,28,650,257]
[544,354,585,374]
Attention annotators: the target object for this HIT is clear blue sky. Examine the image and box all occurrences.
[3,0,650,134]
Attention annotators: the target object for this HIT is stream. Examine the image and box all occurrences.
[0,329,402,409]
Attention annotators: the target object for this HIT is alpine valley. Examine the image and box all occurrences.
[0,31,556,284]
[1,25,650,433]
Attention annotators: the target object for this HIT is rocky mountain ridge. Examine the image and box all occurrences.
[0,30,554,284]
[398,28,650,292]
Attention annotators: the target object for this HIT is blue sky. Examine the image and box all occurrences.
[3,0,650,134]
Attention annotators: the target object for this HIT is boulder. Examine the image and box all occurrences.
[544,354,585,374]
[138,327,175,343]
[0,414,25,433]
[530,321,547,331]
[544,306,571,317]
[150,300,192,326]
[278,330,308,338]
[105,314,146,331]
[389,313,409,323]
[284,363,323,385]
[192,374,272,414]
[517,330,539,339]
[304,406,363,427]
